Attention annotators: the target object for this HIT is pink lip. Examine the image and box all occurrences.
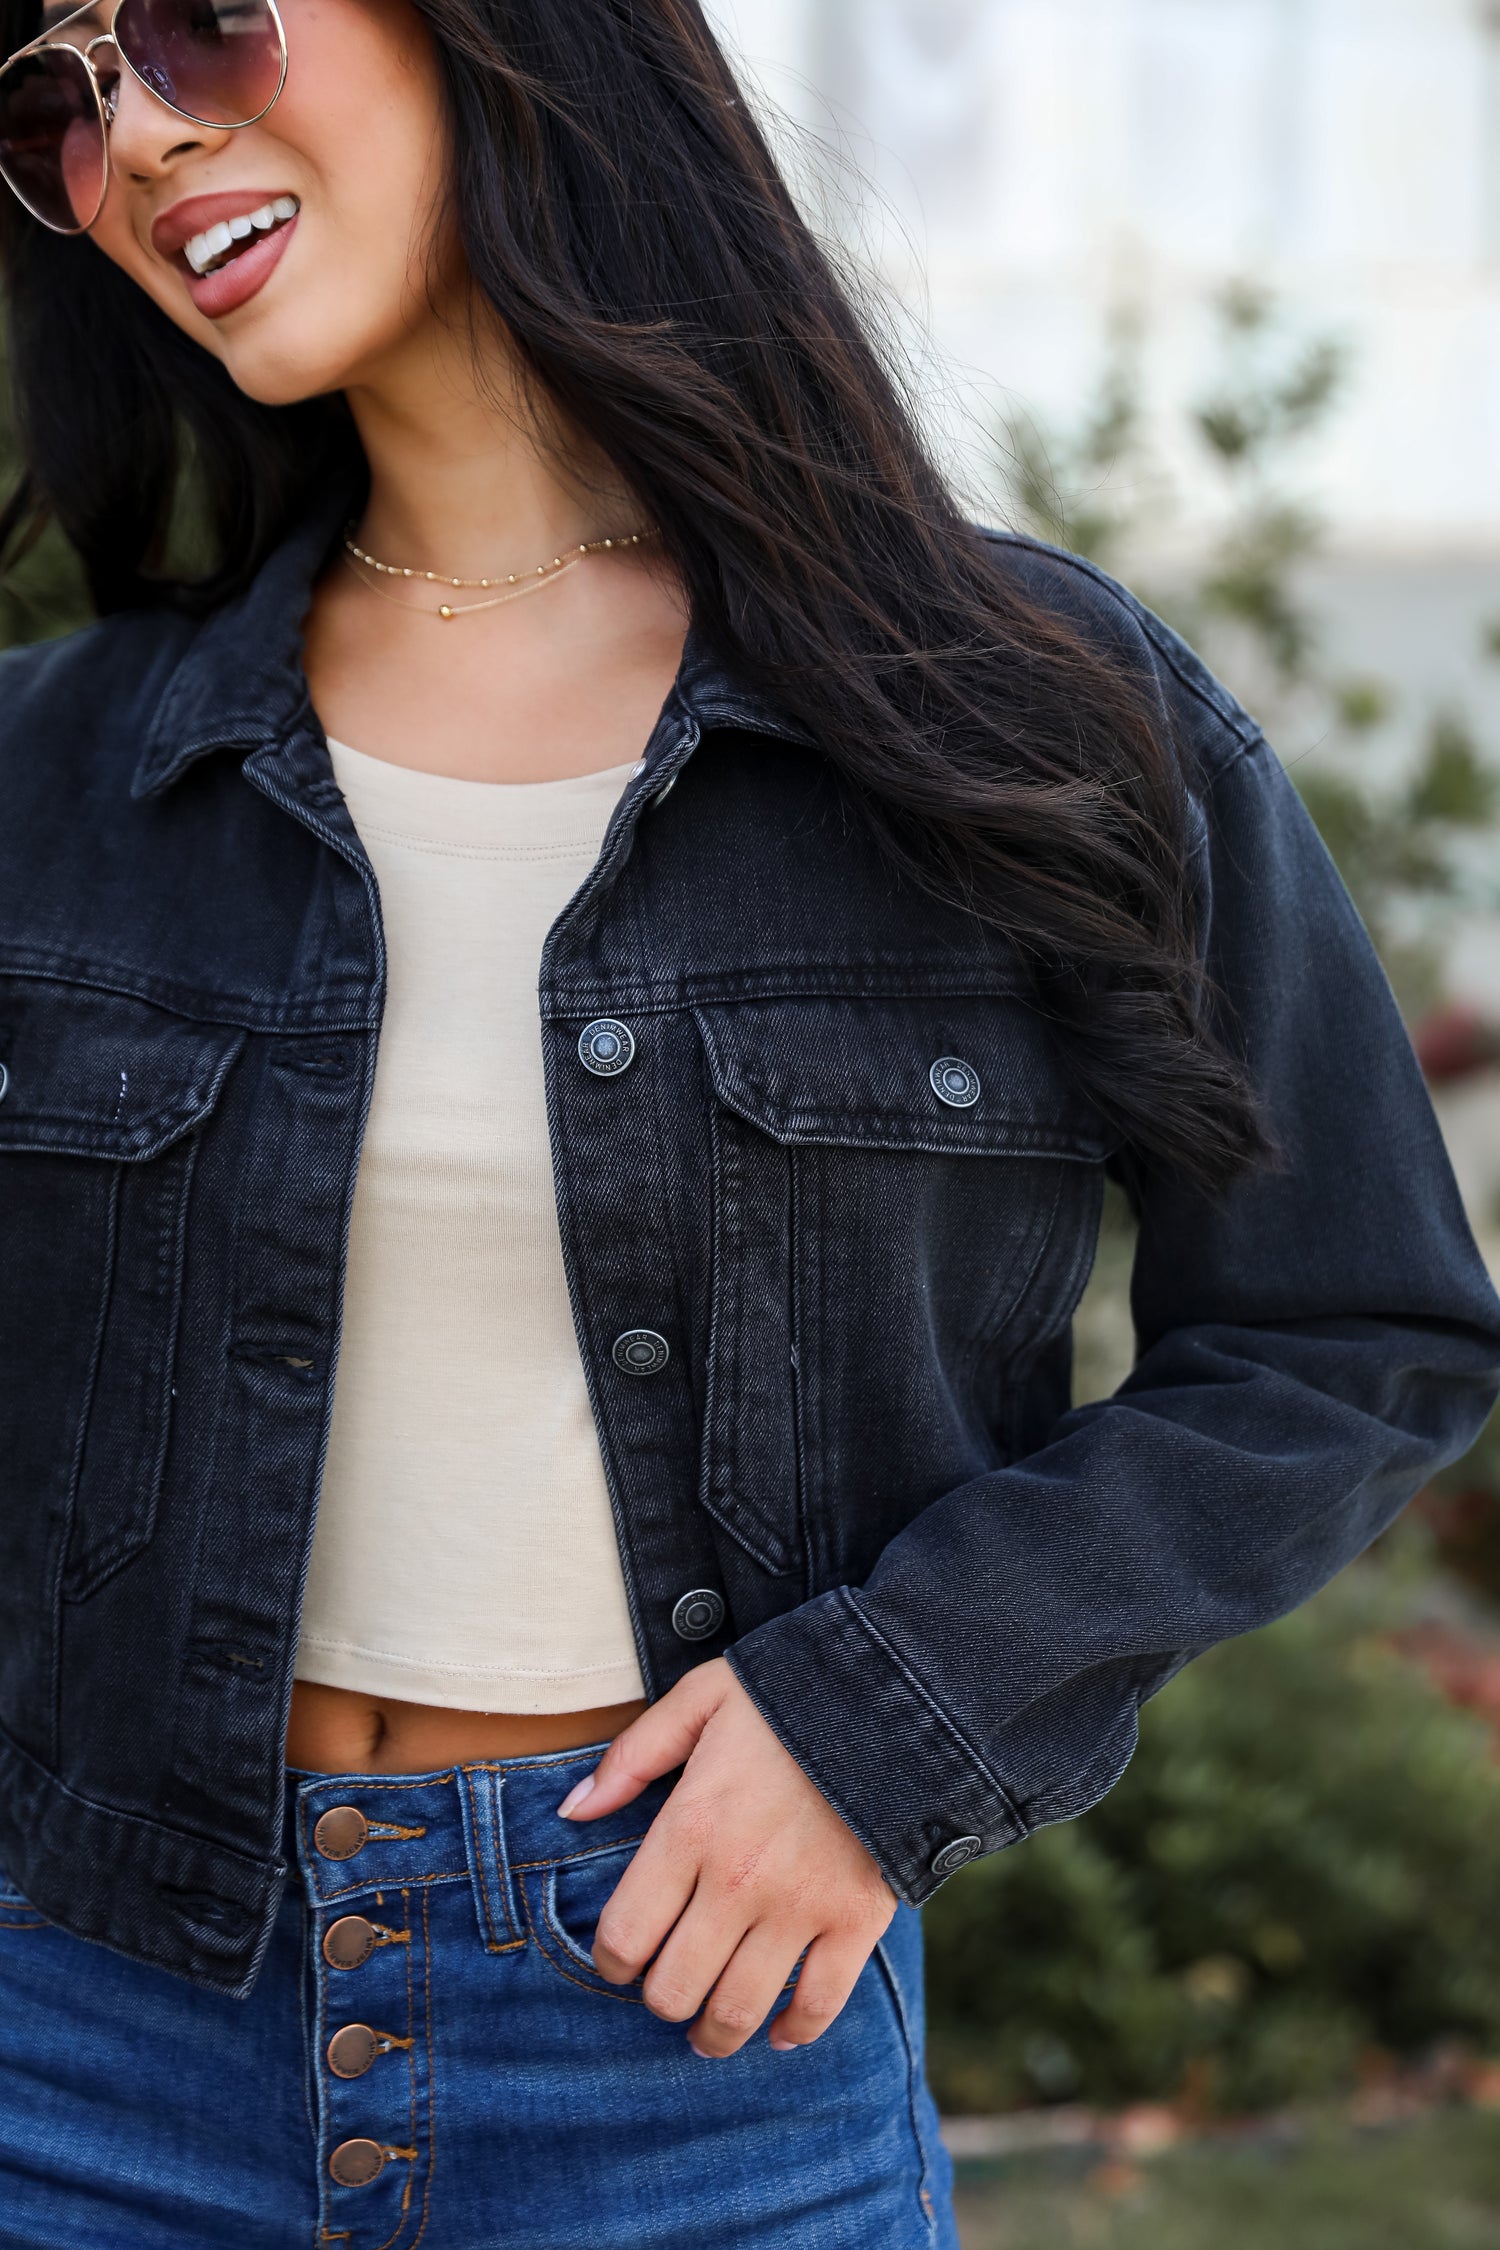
[150,188,295,261]
[182,209,299,320]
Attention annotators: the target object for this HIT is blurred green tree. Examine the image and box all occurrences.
[1000,283,1500,1017]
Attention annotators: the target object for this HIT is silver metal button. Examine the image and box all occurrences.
[930,1835,982,1878]
[672,1589,725,1641]
[612,1329,670,1376]
[0,1061,8,1102]
[578,1019,636,1078]
[929,1057,981,1109]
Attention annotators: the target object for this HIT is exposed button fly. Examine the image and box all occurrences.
[613,1329,669,1377]
[578,1019,636,1077]
[329,2138,386,2188]
[672,1588,725,1641]
[314,1805,369,1861]
[327,2023,381,2080]
[930,1057,981,1109]
[930,1835,982,1878]
[322,1915,378,1970]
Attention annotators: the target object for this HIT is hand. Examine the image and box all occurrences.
[556,1658,896,2057]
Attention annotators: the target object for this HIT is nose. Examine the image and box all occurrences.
[98,44,234,183]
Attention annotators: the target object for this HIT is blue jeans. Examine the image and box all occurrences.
[0,1747,956,2247]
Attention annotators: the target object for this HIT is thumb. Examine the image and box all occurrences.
[555,1660,729,1820]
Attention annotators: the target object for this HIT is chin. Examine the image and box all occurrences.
[216,340,360,407]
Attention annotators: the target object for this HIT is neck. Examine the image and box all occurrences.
[340,300,640,579]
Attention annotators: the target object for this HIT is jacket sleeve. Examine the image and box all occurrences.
[727,692,1500,1906]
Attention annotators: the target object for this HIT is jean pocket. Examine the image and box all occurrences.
[526,1837,650,2001]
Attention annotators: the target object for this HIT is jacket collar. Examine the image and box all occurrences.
[132,473,809,801]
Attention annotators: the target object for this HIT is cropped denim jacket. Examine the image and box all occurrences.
[2,481,1497,1996]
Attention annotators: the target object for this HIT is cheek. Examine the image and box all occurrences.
[60,115,107,226]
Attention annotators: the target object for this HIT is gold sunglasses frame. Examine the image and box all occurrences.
[0,0,288,233]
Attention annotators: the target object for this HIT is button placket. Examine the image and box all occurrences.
[315,1885,425,2231]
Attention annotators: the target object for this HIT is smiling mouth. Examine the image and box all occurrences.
[182,195,300,277]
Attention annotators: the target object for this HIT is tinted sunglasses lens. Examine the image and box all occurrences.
[116,0,282,128]
[0,46,104,230]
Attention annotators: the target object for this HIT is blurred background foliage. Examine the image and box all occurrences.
[926,1557,1500,2117]
[0,335,90,649]
[5,283,1500,2130]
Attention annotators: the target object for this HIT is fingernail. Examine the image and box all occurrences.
[688,2039,721,2060]
[556,1774,596,1819]
[769,2036,797,2053]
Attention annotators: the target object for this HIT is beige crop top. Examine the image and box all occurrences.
[292,739,646,1714]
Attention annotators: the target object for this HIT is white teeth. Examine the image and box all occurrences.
[182,195,300,277]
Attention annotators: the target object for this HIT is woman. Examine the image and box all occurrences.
[0,0,1494,2240]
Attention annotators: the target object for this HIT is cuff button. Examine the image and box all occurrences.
[930,1835,982,1878]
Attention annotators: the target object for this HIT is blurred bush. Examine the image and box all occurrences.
[924,1563,1500,2116]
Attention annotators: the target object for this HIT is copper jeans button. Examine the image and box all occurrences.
[314,1805,370,1861]
[329,2138,385,2187]
[327,2023,380,2079]
[322,1916,377,1970]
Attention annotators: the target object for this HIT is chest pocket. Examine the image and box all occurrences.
[692,995,1113,1588]
[0,976,244,1601]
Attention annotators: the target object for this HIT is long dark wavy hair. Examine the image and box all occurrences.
[0,0,1271,1193]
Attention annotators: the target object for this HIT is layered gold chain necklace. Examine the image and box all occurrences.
[340,523,659,622]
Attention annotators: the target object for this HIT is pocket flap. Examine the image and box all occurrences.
[693,995,1114,1160]
[0,978,245,1161]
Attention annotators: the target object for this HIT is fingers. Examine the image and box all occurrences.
[556,1661,728,1822]
[589,1824,699,1985]
[765,1929,873,2052]
[684,1923,807,2058]
[636,1886,763,2031]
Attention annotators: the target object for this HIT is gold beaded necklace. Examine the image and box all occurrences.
[341,523,658,621]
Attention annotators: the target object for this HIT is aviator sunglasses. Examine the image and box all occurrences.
[0,0,287,233]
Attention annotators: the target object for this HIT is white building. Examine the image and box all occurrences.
[712,0,1500,559]
[712,0,1500,1013]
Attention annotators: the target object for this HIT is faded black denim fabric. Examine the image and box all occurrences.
[1,478,1497,1996]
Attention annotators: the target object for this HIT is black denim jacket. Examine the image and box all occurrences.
[2,484,1497,1996]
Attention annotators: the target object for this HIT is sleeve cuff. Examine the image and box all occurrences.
[726,1585,1026,1905]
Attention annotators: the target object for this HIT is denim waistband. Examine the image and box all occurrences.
[281,1747,674,1921]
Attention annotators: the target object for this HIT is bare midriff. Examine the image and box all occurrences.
[285,1679,648,1774]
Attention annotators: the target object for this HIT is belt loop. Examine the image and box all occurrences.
[456,1765,521,1953]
